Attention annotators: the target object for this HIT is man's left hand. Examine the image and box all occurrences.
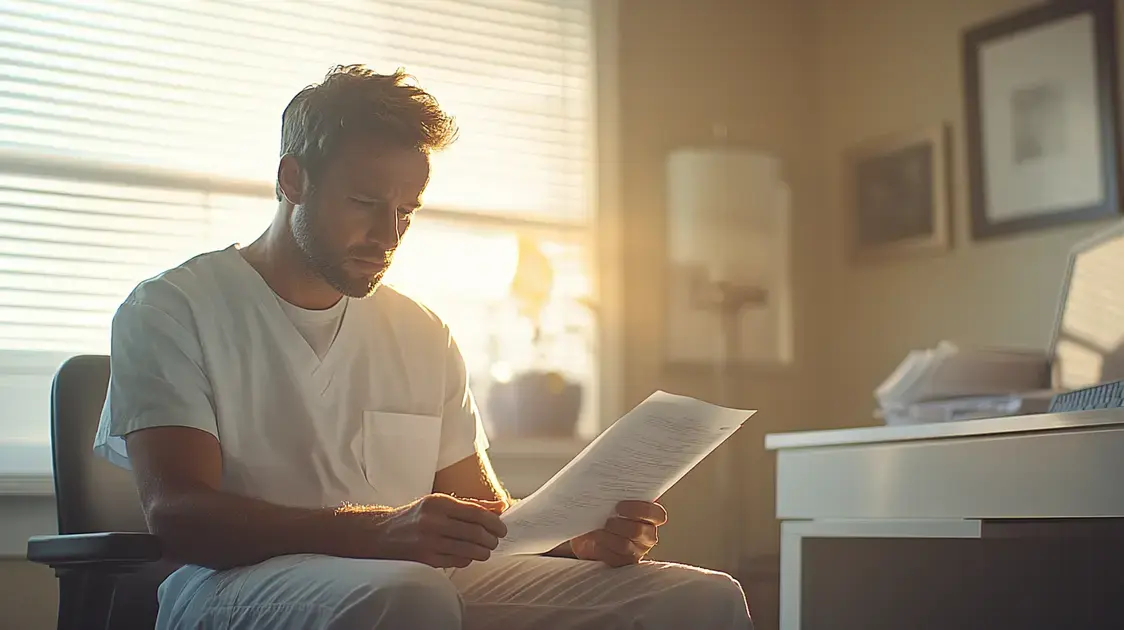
[569,500,667,567]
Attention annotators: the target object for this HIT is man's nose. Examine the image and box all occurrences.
[368,205,402,249]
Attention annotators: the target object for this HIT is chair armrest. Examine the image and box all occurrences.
[26,532,162,571]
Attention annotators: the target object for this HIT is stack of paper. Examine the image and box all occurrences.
[876,342,1051,425]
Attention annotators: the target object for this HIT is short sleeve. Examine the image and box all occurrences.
[93,301,218,470]
[435,329,490,470]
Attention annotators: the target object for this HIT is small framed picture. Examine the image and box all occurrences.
[963,0,1122,240]
[845,125,951,262]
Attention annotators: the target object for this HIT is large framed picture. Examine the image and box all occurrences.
[845,125,951,261]
[963,0,1122,240]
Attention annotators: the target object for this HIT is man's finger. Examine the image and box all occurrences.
[442,499,509,538]
[591,531,642,567]
[593,529,648,559]
[615,500,668,526]
[435,537,492,562]
[439,517,501,550]
[432,553,474,569]
[605,516,658,547]
[463,499,509,515]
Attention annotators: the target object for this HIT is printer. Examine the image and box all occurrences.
[877,220,1124,425]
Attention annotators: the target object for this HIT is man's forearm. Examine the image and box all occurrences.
[432,451,513,506]
[146,488,390,570]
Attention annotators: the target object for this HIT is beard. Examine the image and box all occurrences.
[291,194,392,298]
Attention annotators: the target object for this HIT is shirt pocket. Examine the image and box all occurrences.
[362,411,442,507]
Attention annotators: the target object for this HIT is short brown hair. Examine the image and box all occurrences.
[276,64,457,200]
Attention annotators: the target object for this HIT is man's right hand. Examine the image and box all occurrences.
[367,494,508,568]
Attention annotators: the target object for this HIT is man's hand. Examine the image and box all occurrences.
[569,500,667,568]
[367,493,508,568]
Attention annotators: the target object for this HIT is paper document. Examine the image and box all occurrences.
[494,391,755,557]
[875,341,1050,408]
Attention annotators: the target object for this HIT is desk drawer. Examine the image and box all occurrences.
[775,425,1124,519]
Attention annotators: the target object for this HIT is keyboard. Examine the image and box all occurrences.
[1048,379,1124,413]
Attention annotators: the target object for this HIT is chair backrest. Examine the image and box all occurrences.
[51,354,174,630]
[50,354,148,534]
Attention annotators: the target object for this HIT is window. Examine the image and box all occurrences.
[0,0,598,467]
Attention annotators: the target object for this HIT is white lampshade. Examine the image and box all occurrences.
[664,146,793,367]
[666,148,787,287]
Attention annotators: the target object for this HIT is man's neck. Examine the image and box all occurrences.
[241,221,343,311]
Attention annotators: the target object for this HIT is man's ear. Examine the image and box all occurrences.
[277,154,306,205]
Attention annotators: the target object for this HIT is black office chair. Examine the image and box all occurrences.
[25,355,173,630]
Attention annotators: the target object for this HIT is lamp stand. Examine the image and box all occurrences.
[696,281,767,573]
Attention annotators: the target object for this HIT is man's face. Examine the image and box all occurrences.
[289,141,430,298]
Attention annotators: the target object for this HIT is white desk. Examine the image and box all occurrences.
[766,410,1124,630]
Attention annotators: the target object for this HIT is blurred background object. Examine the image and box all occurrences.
[665,140,793,369]
[664,137,793,575]
[488,236,589,439]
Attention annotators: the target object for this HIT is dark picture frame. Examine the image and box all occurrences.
[963,0,1122,240]
[845,125,951,262]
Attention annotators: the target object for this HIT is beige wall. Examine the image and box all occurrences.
[813,0,1123,427]
[0,560,56,630]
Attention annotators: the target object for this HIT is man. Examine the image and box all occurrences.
[94,64,752,630]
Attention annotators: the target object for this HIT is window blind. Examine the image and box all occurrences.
[0,171,272,351]
[1,0,591,217]
[0,0,595,354]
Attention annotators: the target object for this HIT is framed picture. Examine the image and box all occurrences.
[845,125,951,261]
[963,0,1122,240]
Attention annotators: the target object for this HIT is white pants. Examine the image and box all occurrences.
[155,554,753,629]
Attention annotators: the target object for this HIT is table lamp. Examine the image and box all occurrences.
[665,135,791,570]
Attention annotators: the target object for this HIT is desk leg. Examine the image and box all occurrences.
[778,518,981,630]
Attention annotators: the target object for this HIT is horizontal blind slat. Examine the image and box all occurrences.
[0,253,175,282]
[0,305,110,327]
[0,174,208,203]
[0,188,209,220]
[0,210,200,238]
[0,238,193,269]
[0,326,108,350]
[0,289,123,313]
[0,220,203,252]
[0,271,141,298]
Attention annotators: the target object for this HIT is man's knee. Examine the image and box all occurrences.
[680,570,752,629]
[330,561,463,630]
[648,565,752,630]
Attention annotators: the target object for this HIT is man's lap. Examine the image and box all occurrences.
[450,554,751,630]
[157,554,752,630]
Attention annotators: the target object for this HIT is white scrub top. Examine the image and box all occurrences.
[93,246,489,510]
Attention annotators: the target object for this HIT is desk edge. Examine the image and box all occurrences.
[765,409,1124,450]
